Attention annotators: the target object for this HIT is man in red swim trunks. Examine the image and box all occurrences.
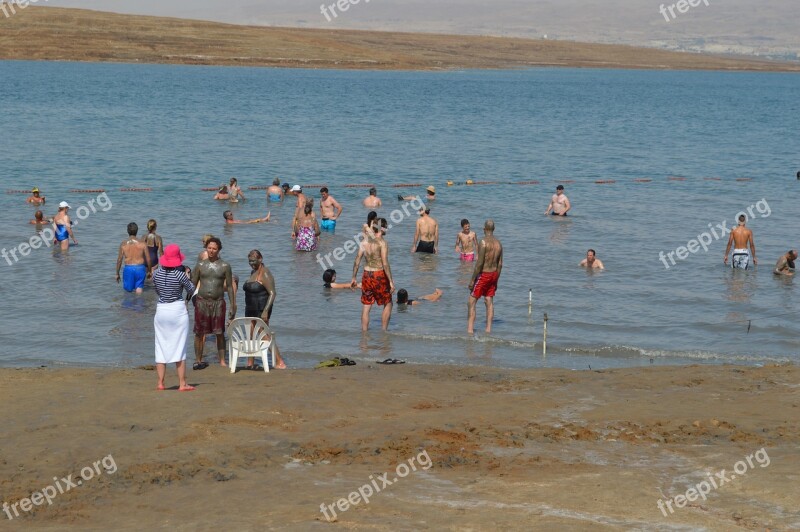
[468,219,503,335]
[352,218,395,331]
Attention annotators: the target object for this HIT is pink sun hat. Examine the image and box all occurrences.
[160,244,186,268]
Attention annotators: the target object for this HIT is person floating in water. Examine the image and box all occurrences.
[53,201,77,250]
[724,214,757,269]
[323,269,361,289]
[579,249,605,269]
[544,185,570,216]
[773,249,797,276]
[319,187,343,232]
[223,210,270,224]
[468,219,503,335]
[352,218,394,331]
[26,187,45,206]
[267,178,284,202]
[116,222,151,294]
[412,206,439,254]
[399,185,435,202]
[397,288,443,305]
[455,219,478,261]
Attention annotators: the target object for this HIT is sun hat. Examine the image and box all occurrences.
[58,201,70,208]
[160,244,186,268]
[291,185,302,192]
[426,186,436,194]
[32,187,39,193]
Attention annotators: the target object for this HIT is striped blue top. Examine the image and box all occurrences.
[152,267,195,304]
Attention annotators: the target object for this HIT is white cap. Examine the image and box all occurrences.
[59,201,70,208]
[291,185,302,192]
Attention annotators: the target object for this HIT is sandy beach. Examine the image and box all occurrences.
[1,7,799,72]
[1,363,798,529]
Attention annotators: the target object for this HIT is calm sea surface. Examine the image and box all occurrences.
[1,62,798,369]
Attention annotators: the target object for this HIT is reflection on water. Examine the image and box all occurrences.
[359,330,393,360]
[724,269,757,304]
[548,217,572,245]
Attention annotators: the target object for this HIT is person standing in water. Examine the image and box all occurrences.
[144,219,163,277]
[29,210,51,225]
[116,222,152,294]
[53,201,77,250]
[26,187,45,206]
[293,203,321,252]
[579,249,605,270]
[267,178,284,202]
[228,177,246,202]
[724,214,758,269]
[411,207,439,254]
[319,187,343,232]
[773,249,797,276]
[191,237,236,369]
[544,185,571,216]
[455,219,478,261]
[468,220,503,335]
[363,187,382,208]
[352,218,395,331]
[242,250,286,369]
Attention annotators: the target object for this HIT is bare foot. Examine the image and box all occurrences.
[262,212,271,222]
[275,361,287,369]
[219,361,228,367]
[156,383,165,391]
[178,385,196,392]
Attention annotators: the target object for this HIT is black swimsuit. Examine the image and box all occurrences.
[243,280,272,321]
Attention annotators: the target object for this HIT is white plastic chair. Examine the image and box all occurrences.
[228,317,276,373]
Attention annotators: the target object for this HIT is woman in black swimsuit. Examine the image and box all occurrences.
[243,250,286,369]
[145,219,163,277]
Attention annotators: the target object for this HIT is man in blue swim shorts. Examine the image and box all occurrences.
[319,187,342,231]
[116,222,152,294]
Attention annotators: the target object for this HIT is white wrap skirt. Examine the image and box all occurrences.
[154,300,189,364]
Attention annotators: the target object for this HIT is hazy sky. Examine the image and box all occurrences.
[42,0,800,54]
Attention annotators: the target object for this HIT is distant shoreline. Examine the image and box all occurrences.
[1,6,799,73]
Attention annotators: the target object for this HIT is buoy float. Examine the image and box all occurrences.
[446,180,454,186]
[703,177,722,181]
[595,180,616,184]
[248,185,269,190]
[343,184,375,188]
[392,184,422,188]
[6,190,32,194]
[300,185,329,189]
[465,180,474,185]
[667,176,686,181]
[201,187,219,191]
[735,178,753,182]
[559,180,575,184]
[68,189,105,193]
[514,181,540,185]
[119,187,152,192]
[633,179,652,183]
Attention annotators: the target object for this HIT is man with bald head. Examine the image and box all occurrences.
[774,249,797,276]
[467,219,503,335]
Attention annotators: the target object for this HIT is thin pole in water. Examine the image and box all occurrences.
[528,289,532,315]
[543,312,548,356]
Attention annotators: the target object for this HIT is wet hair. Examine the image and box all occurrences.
[304,203,313,215]
[202,234,214,245]
[147,219,157,232]
[588,249,596,256]
[230,177,238,185]
[378,218,388,231]
[127,222,138,236]
[424,208,431,215]
[206,237,222,250]
[738,214,746,223]
[397,289,409,304]
[323,269,335,284]
[369,187,377,195]
[556,185,564,190]
[320,187,329,194]
[273,178,280,186]
[282,183,290,190]
[218,185,228,193]
[248,249,263,260]
[461,219,470,228]
[367,211,377,223]
[223,210,233,219]
[34,210,44,220]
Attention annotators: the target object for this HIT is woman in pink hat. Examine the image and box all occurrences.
[152,244,197,391]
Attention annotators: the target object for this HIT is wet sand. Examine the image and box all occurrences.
[1,7,799,72]
[1,363,798,529]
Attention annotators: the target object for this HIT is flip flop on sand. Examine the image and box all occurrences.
[377,358,405,365]
[192,362,208,371]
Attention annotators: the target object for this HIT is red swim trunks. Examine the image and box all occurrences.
[361,270,391,306]
[471,271,499,298]
[193,296,226,335]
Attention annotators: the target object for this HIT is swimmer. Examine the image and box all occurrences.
[29,210,52,225]
[773,249,797,276]
[116,222,151,294]
[213,184,229,200]
[545,185,570,216]
[411,207,438,254]
[53,201,77,250]
[319,187,343,231]
[352,217,394,331]
[398,185,435,202]
[144,219,163,277]
[223,210,270,224]
[26,187,45,206]
[397,288,443,305]
[363,187,382,208]
[293,203,320,252]
[228,177,246,202]
[468,220,503,335]
[579,249,605,269]
[455,219,478,261]
[724,214,758,269]
[323,269,360,289]
[267,178,284,202]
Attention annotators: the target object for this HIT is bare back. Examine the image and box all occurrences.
[120,238,147,266]
[478,236,503,273]
[417,216,438,241]
[363,238,387,271]
[730,226,753,248]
